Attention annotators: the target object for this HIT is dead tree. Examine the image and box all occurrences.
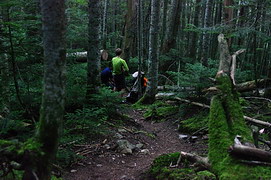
[208,34,271,179]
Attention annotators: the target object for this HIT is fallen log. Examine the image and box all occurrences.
[66,50,108,62]
[235,79,271,92]
[229,144,271,163]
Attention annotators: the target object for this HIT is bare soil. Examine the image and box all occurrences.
[63,108,208,180]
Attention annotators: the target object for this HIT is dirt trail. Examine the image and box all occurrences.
[64,109,207,180]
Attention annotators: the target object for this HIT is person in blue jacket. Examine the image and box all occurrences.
[101,66,114,89]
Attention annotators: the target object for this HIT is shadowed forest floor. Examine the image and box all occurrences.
[64,108,208,180]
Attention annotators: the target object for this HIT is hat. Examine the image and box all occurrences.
[132,71,144,78]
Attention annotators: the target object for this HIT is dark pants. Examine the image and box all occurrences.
[114,74,126,91]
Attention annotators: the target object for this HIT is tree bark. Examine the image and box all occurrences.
[138,0,160,104]
[37,0,66,179]
[201,0,214,66]
[229,144,271,163]
[189,0,201,61]
[122,0,138,62]
[218,34,231,74]
[87,0,101,96]
[161,0,181,54]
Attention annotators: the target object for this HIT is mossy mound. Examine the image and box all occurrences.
[147,153,216,180]
[209,75,271,179]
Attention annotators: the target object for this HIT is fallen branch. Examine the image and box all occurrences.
[231,49,246,85]
[176,151,210,170]
[235,79,271,92]
[239,160,271,166]
[174,97,210,109]
[174,97,271,128]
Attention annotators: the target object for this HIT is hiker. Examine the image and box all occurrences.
[101,66,114,89]
[112,48,129,94]
[126,71,148,103]
[131,71,148,93]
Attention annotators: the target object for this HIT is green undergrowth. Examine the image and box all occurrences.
[57,87,126,167]
[209,75,271,179]
[138,100,179,122]
[147,152,216,180]
[179,110,209,133]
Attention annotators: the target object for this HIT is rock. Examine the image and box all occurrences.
[140,149,150,154]
[120,148,133,154]
[179,134,188,140]
[70,169,77,173]
[104,144,110,149]
[135,143,144,149]
[114,133,124,139]
[118,128,127,133]
[117,140,135,154]
[96,164,102,167]
[202,135,208,140]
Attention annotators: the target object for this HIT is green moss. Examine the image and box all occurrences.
[148,153,202,180]
[149,152,181,176]
[180,111,209,132]
[143,101,179,122]
[208,75,271,179]
[195,170,216,180]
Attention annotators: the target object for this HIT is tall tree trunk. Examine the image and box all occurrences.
[223,0,234,47]
[86,0,101,96]
[160,0,169,48]
[137,0,143,96]
[102,0,108,49]
[189,0,201,61]
[122,0,138,62]
[201,0,214,66]
[0,9,10,115]
[139,0,160,104]
[161,0,181,54]
[37,0,66,179]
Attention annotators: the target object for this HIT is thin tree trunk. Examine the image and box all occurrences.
[86,0,101,96]
[201,0,213,66]
[139,0,160,104]
[189,0,201,61]
[137,0,143,97]
[160,0,169,49]
[37,0,66,179]
[102,0,108,49]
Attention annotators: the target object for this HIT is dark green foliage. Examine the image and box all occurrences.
[58,87,123,167]
[66,63,87,107]
[167,60,217,97]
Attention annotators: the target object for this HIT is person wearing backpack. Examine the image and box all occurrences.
[112,48,129,93]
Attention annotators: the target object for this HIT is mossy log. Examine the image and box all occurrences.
[208,75,271,179]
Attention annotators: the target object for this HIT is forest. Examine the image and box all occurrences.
[0,0,271,179]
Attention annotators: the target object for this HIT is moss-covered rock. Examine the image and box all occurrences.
[208,75,271,179]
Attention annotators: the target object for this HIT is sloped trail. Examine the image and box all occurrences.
[64,109,207,180]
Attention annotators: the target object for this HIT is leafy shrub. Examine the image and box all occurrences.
[66,63,87,107]
[167,60,217,97]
